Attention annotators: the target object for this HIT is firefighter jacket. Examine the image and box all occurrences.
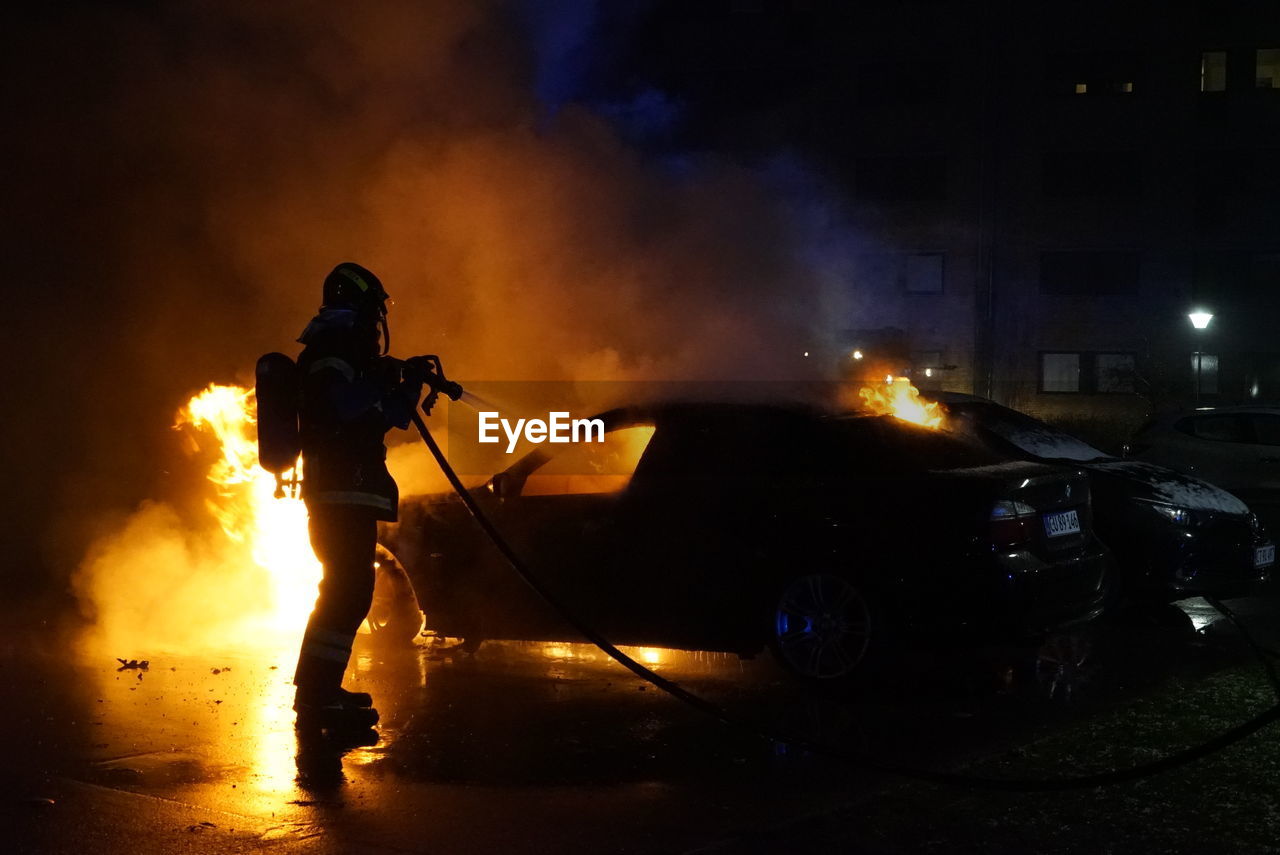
[296,310,421,521]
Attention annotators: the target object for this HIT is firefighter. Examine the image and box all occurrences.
[291,261,430,729]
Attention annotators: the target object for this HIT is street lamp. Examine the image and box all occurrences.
[1188,310,1213,404]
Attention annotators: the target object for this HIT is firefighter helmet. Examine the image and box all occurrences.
[321,262,392,355]
[322,262,389,312]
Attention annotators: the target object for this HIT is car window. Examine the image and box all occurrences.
[520,425,656,496]
[1249,414,1280,446]
[951,403,1107,462]
[1177,414,1249,443]
[630,411,820,484]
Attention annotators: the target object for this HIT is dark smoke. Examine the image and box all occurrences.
[1,1,854,603]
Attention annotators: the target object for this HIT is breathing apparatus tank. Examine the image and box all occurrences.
[255,352,302,497]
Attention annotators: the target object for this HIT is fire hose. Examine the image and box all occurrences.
[407,393,1280,792]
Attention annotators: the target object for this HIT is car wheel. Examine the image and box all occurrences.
[366,545,424,645]
[768,573,877,682]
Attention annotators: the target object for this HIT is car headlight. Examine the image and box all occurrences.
[1135,499,1199,527]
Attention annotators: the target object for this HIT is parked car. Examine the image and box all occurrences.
[380,402,1110,682]
[932,393,1275,603]
[1125,406,1280,532]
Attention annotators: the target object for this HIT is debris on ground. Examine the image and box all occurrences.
[115,659,149,671]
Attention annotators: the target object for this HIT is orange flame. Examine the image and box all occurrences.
[858,376,947,429]
[178,384,320,637]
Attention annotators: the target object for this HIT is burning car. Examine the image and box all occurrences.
[934,393,1275,603]
[379,401,1110,682]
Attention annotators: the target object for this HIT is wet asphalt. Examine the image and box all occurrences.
[4,594,1280,854]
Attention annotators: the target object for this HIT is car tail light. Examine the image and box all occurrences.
[990,499,1037,549]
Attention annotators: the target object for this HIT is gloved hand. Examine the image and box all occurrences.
[373,355,408,387]
[406,355,464,401]
[402,355,439,384]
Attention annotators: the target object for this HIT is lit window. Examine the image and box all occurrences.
[1119,81,1134,93]
[1074,82,1088,94]
[905,253,944,293]
[1190,353,1219,395]
[1041,353,1081,393]
[1201,51,1227,92]
[1257,49,1280,89]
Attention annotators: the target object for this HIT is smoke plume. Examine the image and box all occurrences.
[3,1,853,649]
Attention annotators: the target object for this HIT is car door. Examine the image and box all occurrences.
[498,423,660,638]
[1241,414,1280,493]
[611,411,806,648]
[1144,413,1252,489]
[436,423,657,642]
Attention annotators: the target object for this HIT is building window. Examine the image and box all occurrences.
[1201,51,1227,91]
[854,253,899,291]
[1042,151,1142,197]
[854,156,947,201]
[1191,353,1219,395]
[905,253,944,293]
[1047,51,1138,96]
[1041,353,1081,393]
[855,252,946,293]
[1041,352,1137,394]
[1095,353,1137,393]
[1040,251,1140,295]
[1257,49,1280,88]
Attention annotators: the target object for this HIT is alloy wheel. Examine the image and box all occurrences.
[773,573,873,680]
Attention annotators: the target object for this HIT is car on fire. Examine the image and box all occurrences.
[379,402,1111,682]
[932,393,1275,604]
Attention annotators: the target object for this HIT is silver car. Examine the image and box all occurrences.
[1125,406,1280,530]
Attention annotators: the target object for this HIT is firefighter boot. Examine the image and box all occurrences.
[338,687,373,707]
[294,690,380,730]
[293,629,377,729]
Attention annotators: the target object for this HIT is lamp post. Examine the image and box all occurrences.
[1188,310,1213,405]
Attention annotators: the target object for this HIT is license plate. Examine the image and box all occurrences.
[1255,544,1275,568]
[1043,509,1081,538]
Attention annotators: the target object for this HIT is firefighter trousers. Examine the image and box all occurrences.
[292,503,378,701]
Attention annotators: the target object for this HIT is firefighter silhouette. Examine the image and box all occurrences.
[287,262,430,729]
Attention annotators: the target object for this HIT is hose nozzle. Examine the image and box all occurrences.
[424,373,464,401]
